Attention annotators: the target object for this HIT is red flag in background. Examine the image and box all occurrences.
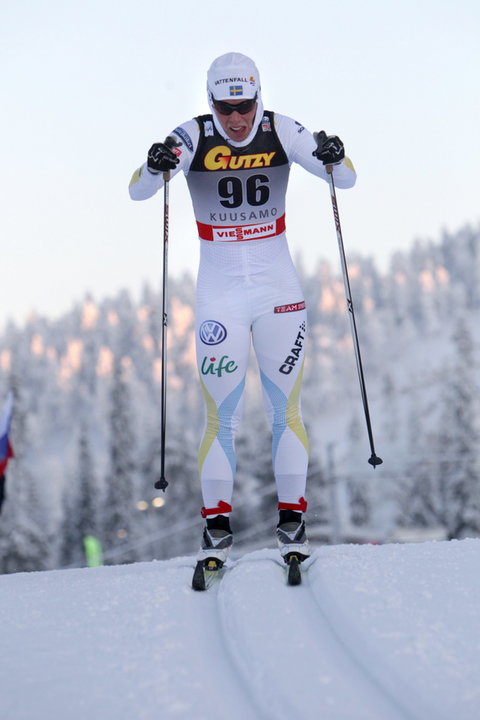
[0,391,14,475]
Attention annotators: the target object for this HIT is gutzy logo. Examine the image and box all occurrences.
[199,320,227,345]
[204,145,276,170]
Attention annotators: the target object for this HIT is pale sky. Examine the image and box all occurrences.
[1,0,479,330]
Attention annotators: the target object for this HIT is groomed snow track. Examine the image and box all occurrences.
[2,540,479,720]
[214,549,441,720]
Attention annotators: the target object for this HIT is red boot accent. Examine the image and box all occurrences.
[278,496,308,512]
[201,500,233,518]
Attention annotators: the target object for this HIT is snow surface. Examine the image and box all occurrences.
[0,539,479,720]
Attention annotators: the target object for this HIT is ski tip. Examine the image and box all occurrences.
[192,559,223,591]
[286,555,302,586]
[192,561,206,591]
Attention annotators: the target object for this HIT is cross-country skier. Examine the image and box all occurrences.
[129,52,356,571]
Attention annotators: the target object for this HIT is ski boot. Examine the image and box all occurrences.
[276,508,311,586]
[192,514,233,591]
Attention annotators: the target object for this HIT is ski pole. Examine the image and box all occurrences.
[326,165,383,468]
[155,162,172,491]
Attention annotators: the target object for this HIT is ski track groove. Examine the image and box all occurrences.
[306,554,450,720]
[216,554,298,720]
[216,550,446,720]
[198,561,261,720]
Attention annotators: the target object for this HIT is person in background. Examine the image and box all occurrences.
[0,391,14,516]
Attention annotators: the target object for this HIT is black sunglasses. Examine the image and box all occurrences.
[212,94,257,116]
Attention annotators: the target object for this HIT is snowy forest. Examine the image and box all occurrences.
[0,223,479,574]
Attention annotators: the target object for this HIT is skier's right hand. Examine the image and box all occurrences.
[147,140,180,174]
[312,131,345,165]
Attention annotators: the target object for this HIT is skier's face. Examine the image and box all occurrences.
[213,98,257,143]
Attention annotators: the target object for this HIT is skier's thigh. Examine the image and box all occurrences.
[196,315,251,401]
[252,308,307,388]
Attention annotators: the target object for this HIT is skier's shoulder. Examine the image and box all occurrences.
[194,113,213,123]
[267,111,312,161]
[272,112,309,140]
[171,119,200,156]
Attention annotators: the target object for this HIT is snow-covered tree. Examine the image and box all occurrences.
[59,423,100,567]
[102,355,139,564]
[396,398,435,530]
[432,320,480,538]
[381,373,400,444]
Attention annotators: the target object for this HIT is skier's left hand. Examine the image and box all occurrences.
[313,131,345,165]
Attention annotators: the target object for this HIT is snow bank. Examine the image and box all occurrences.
[0,539,478,720]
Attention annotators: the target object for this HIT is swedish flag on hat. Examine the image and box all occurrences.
[207,52,260,101]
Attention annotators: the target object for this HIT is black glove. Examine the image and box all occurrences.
[312,130,345,165]
[147,137,180,174]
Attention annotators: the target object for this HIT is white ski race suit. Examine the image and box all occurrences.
[129,111,356,518]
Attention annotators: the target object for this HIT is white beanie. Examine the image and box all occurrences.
[206,52,264,148]
[207,52,260,101]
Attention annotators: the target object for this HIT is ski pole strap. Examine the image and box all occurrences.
[278,497,308,512]
[201,500,233,518]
